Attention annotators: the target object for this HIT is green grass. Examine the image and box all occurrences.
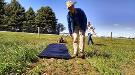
[0,32,135,75]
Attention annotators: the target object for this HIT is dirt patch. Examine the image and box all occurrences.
[26,58,99,75]
[120,59,135,75]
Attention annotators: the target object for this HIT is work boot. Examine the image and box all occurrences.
[79,52,85,59]
[72,54,78,58]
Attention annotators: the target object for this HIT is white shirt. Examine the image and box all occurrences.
[87,25,95,34]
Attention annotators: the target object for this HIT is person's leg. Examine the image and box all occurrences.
[79,29,85,58]
[90,34,94,44]
[72,27,79,56]
[88,33,91,45]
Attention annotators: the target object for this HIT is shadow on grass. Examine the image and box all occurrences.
[85,50,111,58]
[31,58,39,63]
[94,43,107,46]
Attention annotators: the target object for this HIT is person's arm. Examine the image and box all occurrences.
[92,27,96,35]
[80,9,87,27]
[67,13,72,36]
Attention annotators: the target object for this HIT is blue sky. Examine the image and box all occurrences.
[5,0,135,37]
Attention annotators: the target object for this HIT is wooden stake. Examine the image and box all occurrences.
[111,32,112,40]
[38,27,40,37]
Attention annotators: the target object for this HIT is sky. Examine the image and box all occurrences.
[5,0,135,37]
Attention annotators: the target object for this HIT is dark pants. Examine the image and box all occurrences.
[88,33,94,45]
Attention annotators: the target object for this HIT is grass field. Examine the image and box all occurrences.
[0,32,135,75]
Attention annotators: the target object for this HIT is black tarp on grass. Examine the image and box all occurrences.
[38,43,71,59]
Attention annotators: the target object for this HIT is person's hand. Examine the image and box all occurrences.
[93,33,96,35]
[69,34,73,39]
[70,34,72,37]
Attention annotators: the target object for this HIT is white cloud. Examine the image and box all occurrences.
[113,24,119,26]
[125,27,132,30]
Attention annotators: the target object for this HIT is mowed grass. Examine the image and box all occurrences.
[0,32,135,75]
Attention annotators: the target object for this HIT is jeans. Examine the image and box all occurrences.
[88,33,94,45]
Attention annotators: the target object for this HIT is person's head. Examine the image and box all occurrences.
[88,22,91,27]
[66,1,76,13]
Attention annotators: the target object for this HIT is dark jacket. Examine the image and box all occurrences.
[67,8,87,34]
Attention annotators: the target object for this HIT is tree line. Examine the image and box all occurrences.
[0,0,65,34]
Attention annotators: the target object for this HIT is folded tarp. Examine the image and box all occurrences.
[38,43,71,59]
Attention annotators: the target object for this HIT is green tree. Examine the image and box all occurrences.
[56,23,66,35]
[24,7,35,32]
[35,6,57,33]
[4,0,25,31]
[0,0,5,30]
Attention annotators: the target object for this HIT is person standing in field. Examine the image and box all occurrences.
[66,1,87,59]
[87,22,96,45]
